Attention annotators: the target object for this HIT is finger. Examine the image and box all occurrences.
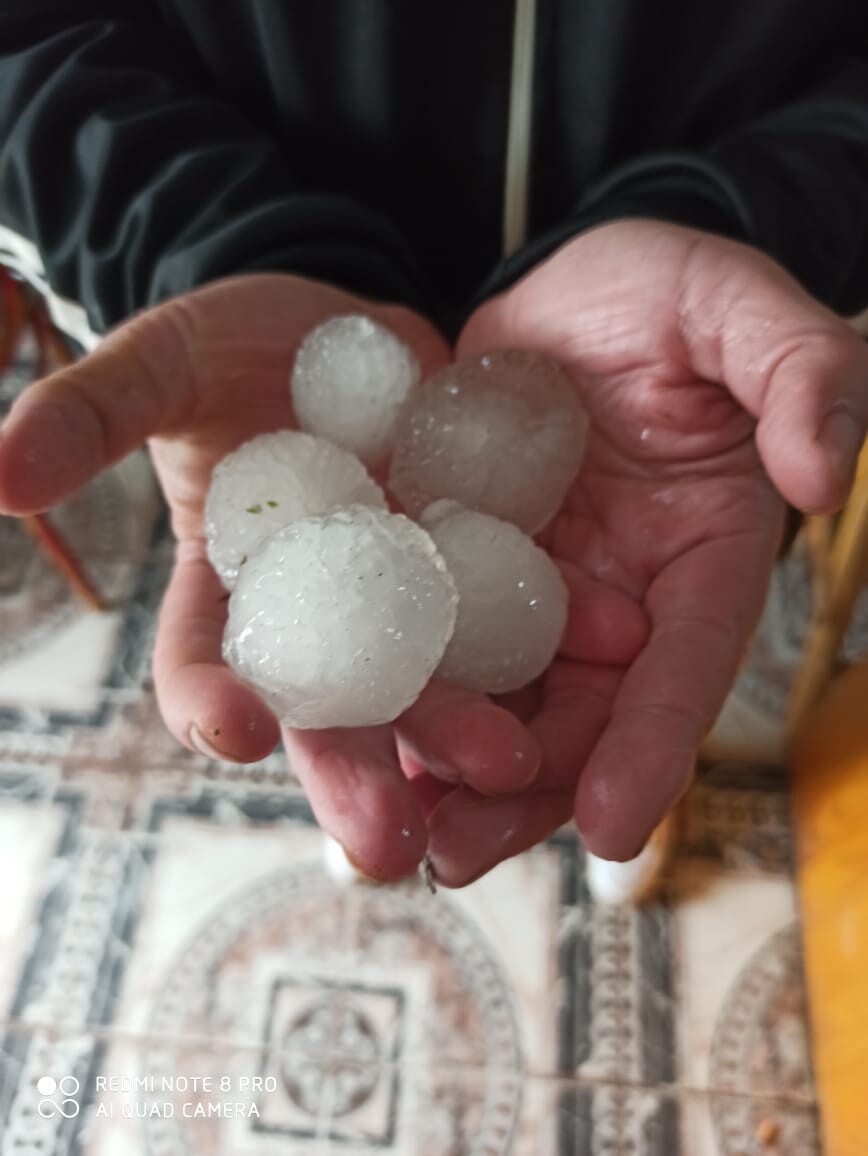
[492,683,542,723]
[0,290,451,517]
[677,240,868,513]
[454,291,512,362]
[395,680,541,795]
[754,339,868,514]
[0,305,195,514]
[575,530,777,860]
[424,663,620,886]
[558,562,651,664]
[282,724,428,882]
[427,786,573,888]
[397,745,457,817]
[153,539,281,763]
[529,663,622,789]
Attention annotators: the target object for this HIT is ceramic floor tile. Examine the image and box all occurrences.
[562,764,812,1101]
[334,841,566,1074]
[105,793,348,1047]
[0,781,69,1024]
[0,761,149,1037]
[14,752,573,1071]
[1,1032,528,1156]
[678,763,794,874]
[5,757,811,1100]
[0,755,143,842]
[668,864,811,1098]
[7,768,578,1072]
[117,816,564,1067]
[387,1074,681,1156]
[0,1029,324,1156]
[681,1090,821,1156]
[0,445,165,769]
[0,823,153,1038]
[562,893,678,1087]
[0,561,169,766]
[662,762,813,1105]
[0,752,819,1136]
[300,1061,525,1156]
[530,1080,821,1156]
[550,1081,683,1156]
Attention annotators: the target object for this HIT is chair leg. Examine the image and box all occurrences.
[788,455,868,735]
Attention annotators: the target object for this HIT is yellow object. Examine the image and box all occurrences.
[791,662,868,1156]
[788,441,868,729]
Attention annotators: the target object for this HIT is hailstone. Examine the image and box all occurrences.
[223,506,458,729]
[291,315,420,468]
[421,501,568,693]
[389,349,588,534]
[205,430,386,589]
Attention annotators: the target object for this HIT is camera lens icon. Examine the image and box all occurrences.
[37,1075,81,1119]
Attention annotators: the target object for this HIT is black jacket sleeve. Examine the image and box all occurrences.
[0,2,431,346]
[482,57,868,317]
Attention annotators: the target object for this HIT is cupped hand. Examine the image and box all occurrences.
[427,220,868,885]
[0,274,543,879]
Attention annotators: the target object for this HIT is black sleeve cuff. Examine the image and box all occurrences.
[469,153,754,315]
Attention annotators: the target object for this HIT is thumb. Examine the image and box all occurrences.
[0,288,452,518]
[678,239,868,514]
[0,300,194,514]
[454,291,513,363]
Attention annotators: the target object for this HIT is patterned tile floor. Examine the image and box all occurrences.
[4,348,867,1154]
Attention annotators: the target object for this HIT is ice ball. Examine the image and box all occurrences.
[223,505,458,729]
[389,350,588,534]
[205,430,386,589]
[291,315,421,468]
[421,501,568,693]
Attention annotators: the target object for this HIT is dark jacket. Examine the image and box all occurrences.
[0,0,866,346]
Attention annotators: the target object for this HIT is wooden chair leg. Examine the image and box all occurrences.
[788,447,868,735]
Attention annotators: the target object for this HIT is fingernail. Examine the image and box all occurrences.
[189,724,229,761]
[821,408,863,490]
[454,739,541,793]
[430,704,542,794]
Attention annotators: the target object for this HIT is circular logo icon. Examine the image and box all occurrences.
[37,1075,81,1119]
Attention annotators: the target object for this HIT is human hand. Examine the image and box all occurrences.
[427,220,868,884]
[0,274,543,879]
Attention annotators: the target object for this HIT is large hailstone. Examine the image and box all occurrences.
[421,501,569,693]
[291,315,421,468]
[205,430,386,589]
[389,350,588,534]
[223,506,458,729]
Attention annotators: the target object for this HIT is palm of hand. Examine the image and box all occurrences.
[529,333,783,853]
[426,220,865,881]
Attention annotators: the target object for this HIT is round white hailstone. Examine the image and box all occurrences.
[389,349,588,534]
[290,315,421,468]
[223,505,458,729]
[205,430,386,589]
[421,501,568,694]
